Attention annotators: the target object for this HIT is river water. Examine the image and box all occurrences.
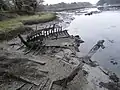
[67,10,120,77]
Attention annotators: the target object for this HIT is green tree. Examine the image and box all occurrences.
[0,0,44,13]
[0,0,9,11]
[13,0,44,14]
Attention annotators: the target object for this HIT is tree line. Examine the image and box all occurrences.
[97,0,120,5]
[45,2,92,11]
[0,0,44,14]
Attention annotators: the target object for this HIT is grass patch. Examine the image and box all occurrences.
[21,13,57,25]
[0,13,56,32]
[0,18,23,32]
[0,12,57,41]
[22,13,56,21]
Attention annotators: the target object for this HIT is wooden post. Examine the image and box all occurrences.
[18,34,30,48]
[56,28,58,33]
[50,29,52,34]
[40,32,42,36]
[53,28,55,34]
[36,25,37,31]
[46,30,47,36]
[46,30,48,38]
[41,31,43,35]
[51,30,53,34]
[64,30,69,36]
[58,28,60,33]
[53,24,55,31]
[61,26,62,31]
[48,29,50,35]
[43,31,45,36]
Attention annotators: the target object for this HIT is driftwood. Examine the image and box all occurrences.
[87,40,105,58]
[79,40,105,67]
[0,55,46,67]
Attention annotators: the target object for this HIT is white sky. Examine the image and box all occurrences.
[44,0,99,4]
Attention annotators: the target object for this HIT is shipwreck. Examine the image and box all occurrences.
[0,24,107,90]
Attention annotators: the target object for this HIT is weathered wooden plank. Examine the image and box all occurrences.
[0,58,46,86]
[39,78,49,90]
[17,45,24,50]
[29,59,46,65]
[24,43,36,55]
[20,84,33,90]
[35,44,46,55]
[7,68,46,86]
[43,79,53,90]
[32,44,41,55]
[30,77,49,90]
[0,80,25,90]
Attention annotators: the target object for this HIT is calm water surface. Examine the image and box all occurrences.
[68,10,120,76]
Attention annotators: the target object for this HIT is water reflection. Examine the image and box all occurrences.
[68,10,120,76]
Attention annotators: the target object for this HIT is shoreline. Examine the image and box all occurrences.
[0,12,120,90]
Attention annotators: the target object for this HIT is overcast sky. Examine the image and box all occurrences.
[44,0,99,4]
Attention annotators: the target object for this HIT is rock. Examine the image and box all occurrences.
[85,12,93,16]
[99,82,120,90]
[82,70,88,76]
[110,61,118,65]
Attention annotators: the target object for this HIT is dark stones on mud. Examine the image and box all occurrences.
[85,12,93,16]
[82,70,88,76]
[99,82,120,90]
[110,60,118,65]
[74,35,84,52]
[109,73,119,83]
[99,72,120,90]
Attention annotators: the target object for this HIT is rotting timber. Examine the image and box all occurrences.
[0,23,109,90]
[0,24,86,90]
[18,24,83,55]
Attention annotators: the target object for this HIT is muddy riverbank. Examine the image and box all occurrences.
[0,12,120,90]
